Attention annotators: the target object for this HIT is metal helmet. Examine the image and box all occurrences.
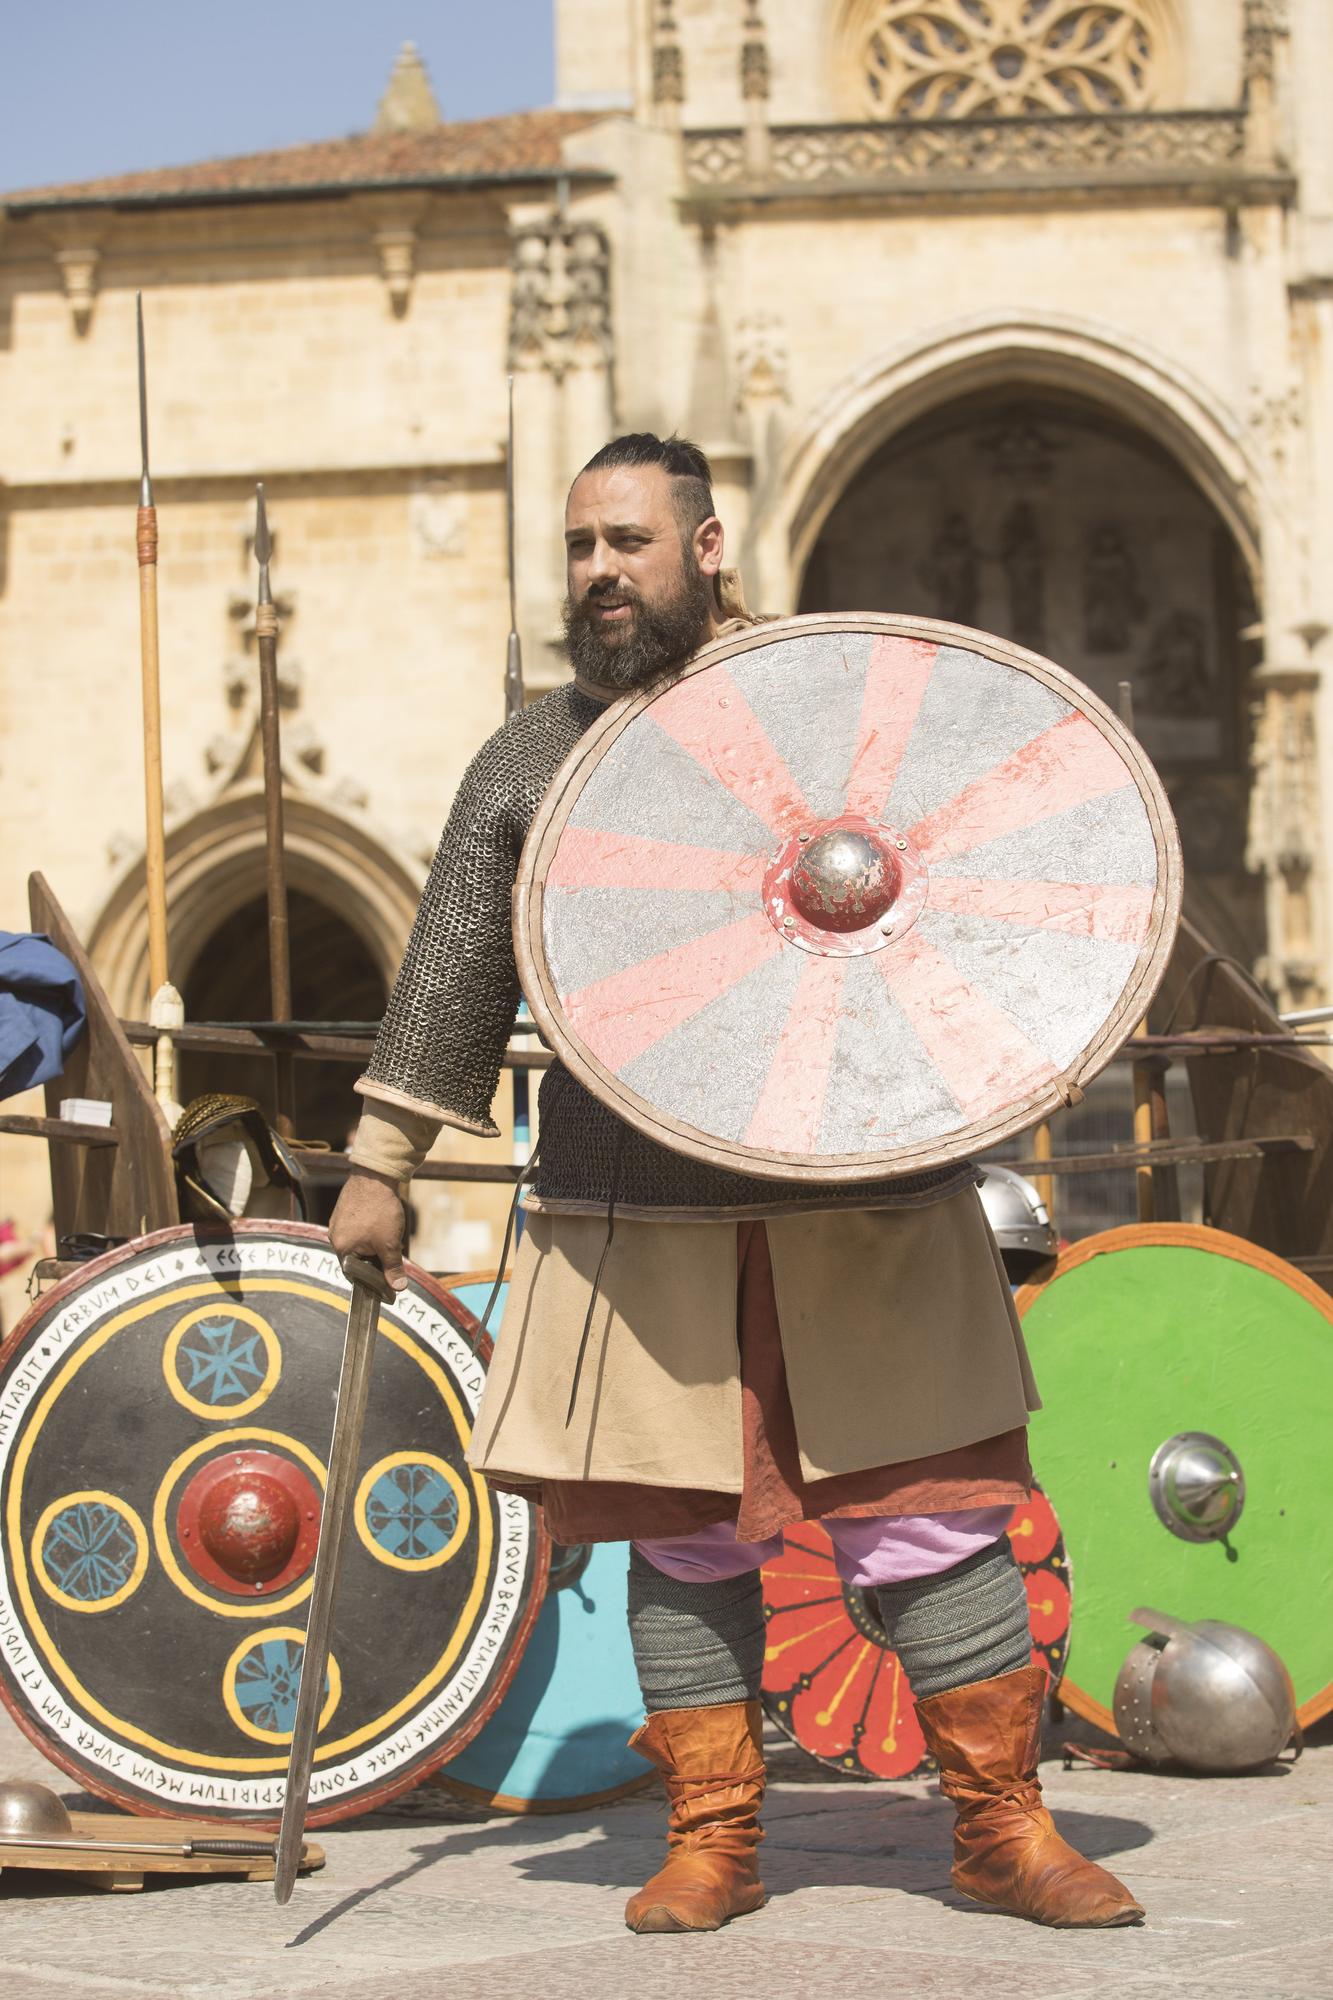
[978,1164,1058,1282]
[1114,1607,1298,1772]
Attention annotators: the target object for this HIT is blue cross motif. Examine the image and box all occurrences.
[42,1503,137,1602]
[178,1317,267,1405]
[365,1464,459,1562]
[233,1639,328,1735]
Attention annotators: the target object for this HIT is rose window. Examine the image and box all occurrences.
[859,1,1160,118]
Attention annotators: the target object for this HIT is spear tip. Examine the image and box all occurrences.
[253,482,274,606]
[254,482,271,564]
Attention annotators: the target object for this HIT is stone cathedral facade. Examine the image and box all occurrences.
[1,0,1330,1284]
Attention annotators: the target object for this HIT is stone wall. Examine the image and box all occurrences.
[4,0,1333,1320]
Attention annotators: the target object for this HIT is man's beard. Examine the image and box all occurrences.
[562,560,713,692]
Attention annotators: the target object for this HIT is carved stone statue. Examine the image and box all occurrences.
[1083,524,1144,652]
[999,501,1045,652]
[1144,610,1210,715]
[921,511,979,626]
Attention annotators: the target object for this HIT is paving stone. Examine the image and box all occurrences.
[0,1706,1328,1999]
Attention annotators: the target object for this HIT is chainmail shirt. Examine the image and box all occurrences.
[360,681,975,1218]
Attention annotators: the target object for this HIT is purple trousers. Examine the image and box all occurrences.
[635,1506,1012,1589]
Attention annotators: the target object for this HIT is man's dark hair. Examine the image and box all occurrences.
[576,432,715,538]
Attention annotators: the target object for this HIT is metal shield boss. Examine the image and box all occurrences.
[0,1225,547,1822]
[517,614,1182,1178]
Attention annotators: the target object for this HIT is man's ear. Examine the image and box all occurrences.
[695,514,725,578]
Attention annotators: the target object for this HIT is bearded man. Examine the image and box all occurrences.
[330,433,1143,1934]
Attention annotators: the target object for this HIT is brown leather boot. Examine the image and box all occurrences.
[915,1664,1144,1927]
[624,1700,766,1933]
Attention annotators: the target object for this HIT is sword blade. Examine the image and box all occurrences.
[274,1254,393,1903]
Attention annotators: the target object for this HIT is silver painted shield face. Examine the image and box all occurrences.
[517,614,1182,1180]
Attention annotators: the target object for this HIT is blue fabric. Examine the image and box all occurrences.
[0,932,87,1101]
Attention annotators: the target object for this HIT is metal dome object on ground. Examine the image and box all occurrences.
[1114,1609,1298,1771]
[516,614,1181,1181]
[978,1163,1058,1276]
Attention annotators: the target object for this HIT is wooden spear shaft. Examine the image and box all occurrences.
[1118,679,1165,1223]
[253,484,295,1138]
[136,293,183,1124]
[136,294,169,1001]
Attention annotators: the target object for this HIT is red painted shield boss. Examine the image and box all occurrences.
[516,614,1182,1177]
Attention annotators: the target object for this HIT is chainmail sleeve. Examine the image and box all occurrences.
[357,733,526,1136]
[357,688,603,1138]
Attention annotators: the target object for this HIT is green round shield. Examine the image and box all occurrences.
[1017,1224,1333,1734]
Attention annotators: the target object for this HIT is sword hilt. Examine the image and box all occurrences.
[189,1837,284,1858]
[341,1254,395,1302]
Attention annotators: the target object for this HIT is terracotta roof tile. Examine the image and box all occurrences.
[4,108,611,210]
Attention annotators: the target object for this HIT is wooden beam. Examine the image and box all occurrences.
[0,1115,119,1149]
[1004,1134,1312,1177]
[28,874,178,1242]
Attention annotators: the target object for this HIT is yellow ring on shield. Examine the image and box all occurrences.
[223,1625,342,1745]
[152,1428,327,1619]
[354,1451,471,1571]
[163,1303,282,1421]
[32,1491,149,1615]
[10,1277,492,1772]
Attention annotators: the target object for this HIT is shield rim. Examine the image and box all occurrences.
[0,1221,550,1826]
[1015,1221,1333,1736]
[516,612,1183,1181]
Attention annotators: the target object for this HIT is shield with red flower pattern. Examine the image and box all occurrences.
[760,1486,1071,1780]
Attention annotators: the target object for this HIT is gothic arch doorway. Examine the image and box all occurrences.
[797,383,1264,968]
[178,887,388,1154]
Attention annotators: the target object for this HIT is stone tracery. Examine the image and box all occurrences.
[854,1,1163,119]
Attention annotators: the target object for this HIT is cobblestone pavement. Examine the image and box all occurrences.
[0,1706,1328,2000]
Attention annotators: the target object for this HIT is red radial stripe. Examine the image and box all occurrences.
[792,1639,877,1748]
[861,1652,926,1777]
[650,665,814,839]
[876,928,1058,1119]
[546,825,766,896]
[565,910,785,1073]
[910,711,1134,864]
[842,635,939,822]
[763,1608,852,1681]
[744,955,847,1153]
[926,876,1154,946]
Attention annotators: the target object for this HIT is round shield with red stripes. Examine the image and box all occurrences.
[517,615,1181,1179]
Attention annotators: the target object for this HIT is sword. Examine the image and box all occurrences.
[274,1251,394,1904]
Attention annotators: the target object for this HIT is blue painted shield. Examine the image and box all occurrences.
[437,1280,648,1811]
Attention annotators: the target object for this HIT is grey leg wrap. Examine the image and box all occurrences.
[874,1538,1031,1702]
[627,1547,765,1712]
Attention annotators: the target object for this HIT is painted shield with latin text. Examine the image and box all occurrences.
[516,614,1181,1178]
[0,1224,546,1823]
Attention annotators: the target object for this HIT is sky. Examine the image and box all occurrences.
[0,1,558,194]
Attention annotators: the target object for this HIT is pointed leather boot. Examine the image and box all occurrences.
[916,1665,1144,1927]
[624,1700,766,1934]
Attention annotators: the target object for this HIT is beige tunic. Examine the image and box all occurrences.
[467,1185,1039,1491]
